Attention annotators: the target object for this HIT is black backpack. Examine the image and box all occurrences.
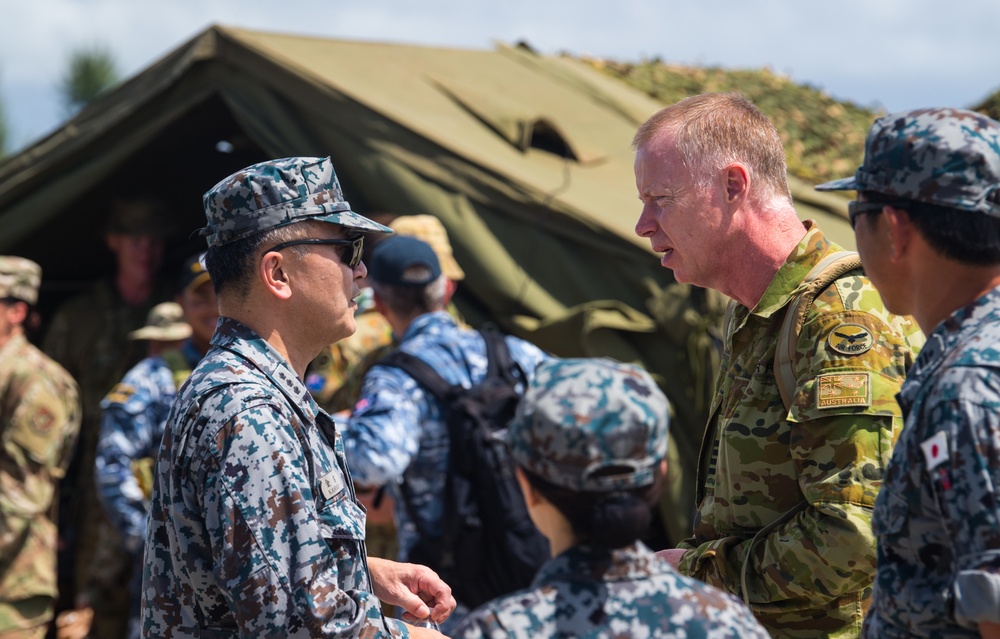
[380,323,550,609]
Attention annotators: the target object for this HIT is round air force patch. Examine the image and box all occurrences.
[828,323,874,356]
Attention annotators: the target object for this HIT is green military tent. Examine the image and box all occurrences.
[0,25,854,543]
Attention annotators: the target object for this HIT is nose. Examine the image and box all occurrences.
[355,259,368,280]
[634,203,656,238]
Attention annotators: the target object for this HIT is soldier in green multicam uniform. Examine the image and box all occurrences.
[43,199,173,639]
[632,93,924,638]
[0,257,81,638]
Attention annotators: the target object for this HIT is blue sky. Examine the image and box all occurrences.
[3,0,999,152]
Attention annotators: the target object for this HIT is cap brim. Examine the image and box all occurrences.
[315,211,394,234]
[815,176,859,192]
[183,272,212,295]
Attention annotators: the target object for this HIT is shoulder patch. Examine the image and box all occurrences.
[104,383,137,405]
[827,323,874,356]
[817,372,871,409]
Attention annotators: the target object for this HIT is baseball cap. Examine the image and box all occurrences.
[816,108,1000,217]
[128,302,192,342]
[105,199,175,237]
[508,358,669,493]
[177,252,212,296]
[0,256,42,306]
[368,235,442,287]
[389,215,465,281]
[199,156,392,248]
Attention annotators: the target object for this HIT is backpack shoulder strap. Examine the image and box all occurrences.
[380,350,453,400]
[479,322,521,387]
[774,250,863,411]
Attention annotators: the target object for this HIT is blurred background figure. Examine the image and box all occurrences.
[453,357,769,639]
[341,235,550,632]
[92,253,217,639]
[0,257,81,639]
[43,198,174,639]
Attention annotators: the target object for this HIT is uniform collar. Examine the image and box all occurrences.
[899,283,1000,408]
[751,220,846,319]
[398,310,457,343]
[210,317,318,414]
[0,332,27,360]
[532,541,670,586]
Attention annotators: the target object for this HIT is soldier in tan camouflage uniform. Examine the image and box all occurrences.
[632,93,924,638]
[0,257,82,638]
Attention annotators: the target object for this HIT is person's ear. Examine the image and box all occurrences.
[515,467,541,507]
[3,300,28,326]
[723,163,750,207]
[260,250,293,301]
[883,206,913,262]
[443,279,458,305]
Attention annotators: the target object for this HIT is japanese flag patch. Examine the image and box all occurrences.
[920,431,949,471]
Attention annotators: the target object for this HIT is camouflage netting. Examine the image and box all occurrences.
[578,57,879,185]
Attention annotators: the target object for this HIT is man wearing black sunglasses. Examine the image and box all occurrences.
[140,156,455,639]
[817,109,1000,639]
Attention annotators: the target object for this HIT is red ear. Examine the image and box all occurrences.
[724,163,750,205]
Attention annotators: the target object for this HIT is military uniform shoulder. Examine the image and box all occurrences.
[9,339,78,391]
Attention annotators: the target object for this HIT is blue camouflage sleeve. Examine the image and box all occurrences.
[929,369,1000,628]
[202,401,405,638]
[95,369,168,556]
[341,365,426,486]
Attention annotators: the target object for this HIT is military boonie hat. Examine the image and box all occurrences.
[0,256,42,306]
[176,252,212,296]
[816,108,1000,217]
[128,302,192,342]
[508,358,669,493]
[368,235,443,287]
[389,215,465,281]
[199,156,392,248]
[105,199,176,237]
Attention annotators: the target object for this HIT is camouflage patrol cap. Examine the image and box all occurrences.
[816,108,1000,216]
[199,156,393,248]
[508,358,669,492]
[128,302,192,342]
[0,256,42,305]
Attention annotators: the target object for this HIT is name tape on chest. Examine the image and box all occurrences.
[319,470,345,501]
[920,430,949,471]
[827,323,874,356]
[817,372,871,409]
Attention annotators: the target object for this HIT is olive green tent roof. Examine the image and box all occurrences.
[0,25,854,543]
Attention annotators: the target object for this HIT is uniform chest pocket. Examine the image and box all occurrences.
[318,489,367,542]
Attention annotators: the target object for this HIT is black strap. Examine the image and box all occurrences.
[380,322,519,540]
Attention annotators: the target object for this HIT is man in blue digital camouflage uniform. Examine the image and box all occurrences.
[817,108,1000,638]
[141,157,456,639]
[453,357,769,639]
[96,254,218,639]
[341,235,549,632]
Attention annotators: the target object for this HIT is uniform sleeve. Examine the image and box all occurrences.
[203,402,406,639]
[682,300,915,607]
[930,372,1000,627]
[95,384,156,556]
[341,365,426,486]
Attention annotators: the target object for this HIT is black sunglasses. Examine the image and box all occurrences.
[264,235,365,268]
[847,201,897,230]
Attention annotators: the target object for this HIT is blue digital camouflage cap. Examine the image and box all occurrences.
[199,156,392,247]
[508,358,669,492]
[816,108,1000,217]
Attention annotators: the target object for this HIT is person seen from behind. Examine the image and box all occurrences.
[452,357,770,639]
